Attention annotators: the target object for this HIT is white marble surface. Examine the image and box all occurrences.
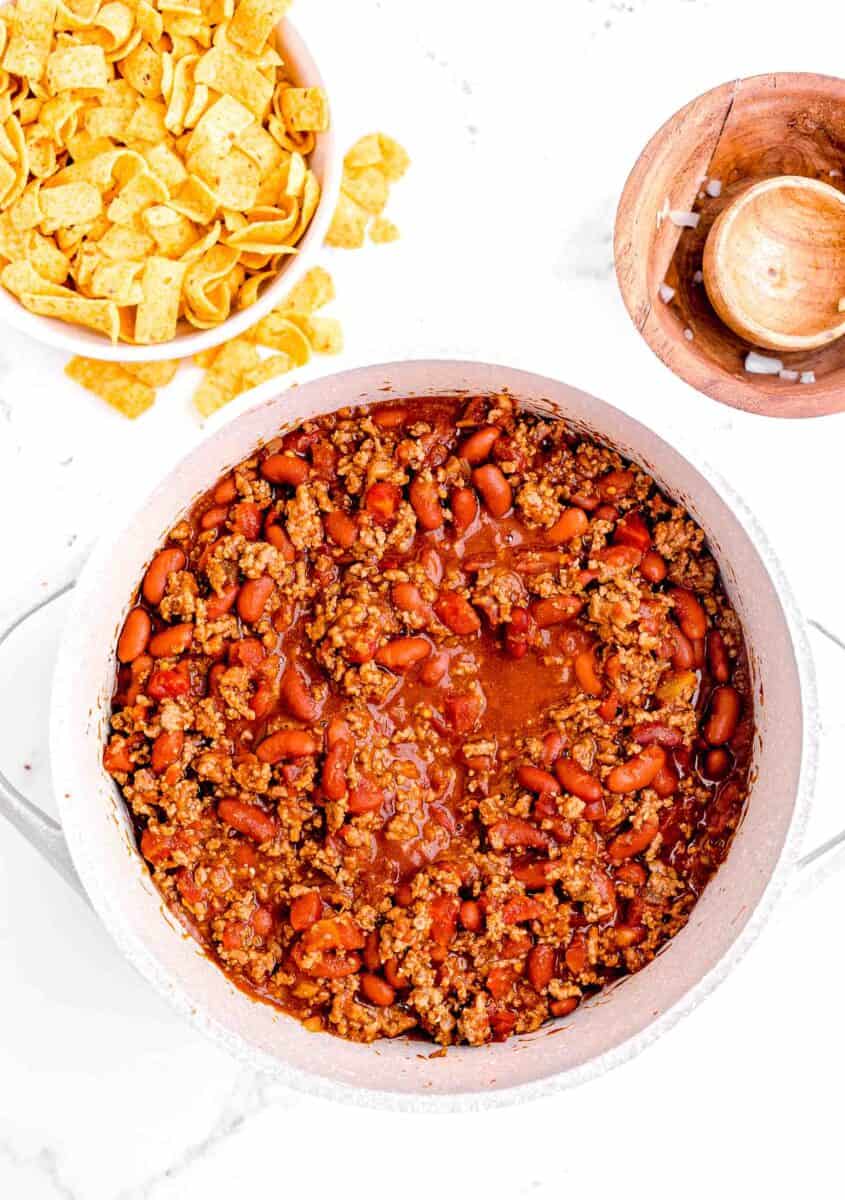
[2,0,845,1194]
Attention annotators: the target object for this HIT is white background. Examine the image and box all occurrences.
[2,0,845,1195]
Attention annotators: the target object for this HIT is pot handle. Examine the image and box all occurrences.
[1,588,843,905]
[0,582,87,901]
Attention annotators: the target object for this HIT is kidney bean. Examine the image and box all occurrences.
[372,404,407,428]
[459,425,501,464]
[444,689,484,734]
[630,722,683,748]
[322,742,350,800]
[460,899,483,932]
[541,730,566,766]
[383,958,407,990]
[598,691,619,722]
[213,476,237,504]
[669,587,707,640]
[565,932,588,975]
[704,685,741,745]
[512,858,553,888]
[640,550,667,583]
[248,906,273,938]
[204,583,238,619]
[347,778,385,814]
[451,486,479,534]
[390,583,423,618]
[151,729,183,774]
[375,636,432,672]
[125,655,152,705]
[103,736,134,774]
[607,744,665,793]
[615,924,646,948]
[597,545,642,569]
[360,973,395,1006]
[527,944,555,991]
[531,595,584,628]
[290,892,322,931]
[703,747,731,781]
[614,511,651,552]
[434,590,481,635]
[237,576,274,624]
[362,931,381,972]
[324,508,357,548]
[265,520,295,562]
[598,469,635,500]
[616,861,647,887]
[545,507,589,544]
[231,501,262,540]
[261,453,309,485]
[472,464,512,517]
[514,549,566,576]
[429,894,460,947]
[147,663,190,699]
[504,607,531,659]
[365,481,401,522]
[653,758,679,797]
[280,664,319,722]
[668,623,696,670]
[257,729,320,763]
[503,895,543,924]
[142,548,186,606]
[228,637,266,673]
[149,623,193,658]
[574,649,602,697]
[707,629,731,683]
[200,505,229,531]
[419,651,448,687]
[292,942,362,979]
[218,798,277,843]
[489,817,550,851]
[608,816,660,861]
[570,491,599,512]
[554,756,602,802]
[517,764,561,795]
[117,607,151,663]
[409,478,443,530]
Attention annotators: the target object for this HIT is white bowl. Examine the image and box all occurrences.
[0,16,340,363]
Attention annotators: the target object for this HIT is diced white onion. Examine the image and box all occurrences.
[693,269,704,284]
[684,328,694,341]
[778,369,800,382]
[669,210,701,229]
[659,283,675,303]
[745,351,783,375]
[706,179,723,197]
[800,371,816,384]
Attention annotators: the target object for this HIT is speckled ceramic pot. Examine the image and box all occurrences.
[3,361,819,1109]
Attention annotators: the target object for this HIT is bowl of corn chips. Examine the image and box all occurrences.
[0,0,339,360]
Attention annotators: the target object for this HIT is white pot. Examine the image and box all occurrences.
[1,361,821,1109]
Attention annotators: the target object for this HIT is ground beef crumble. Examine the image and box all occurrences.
[105,396,752,1046]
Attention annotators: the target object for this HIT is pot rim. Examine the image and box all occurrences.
[49,359,818,1111]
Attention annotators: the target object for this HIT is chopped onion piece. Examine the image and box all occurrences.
[669,210,701,229]
[745,351,783,375]
[778,369,800,382]
[800,371,816,384]
[693,269,704,284]
[830,169,842,178]
[706,179,723,197]
[684,328,694,341]
[659,283,675,303]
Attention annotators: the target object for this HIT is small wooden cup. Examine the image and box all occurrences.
[615,73,845,418]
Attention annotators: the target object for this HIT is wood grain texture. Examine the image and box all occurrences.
[614,73,845,418]
[702,175,845,351]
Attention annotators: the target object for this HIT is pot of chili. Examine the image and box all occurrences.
[1,360,821,1108]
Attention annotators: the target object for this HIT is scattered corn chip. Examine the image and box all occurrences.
[370,216,399,244]
[65,357,155,417]
[327,132,409,248]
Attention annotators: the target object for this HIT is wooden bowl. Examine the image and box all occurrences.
[615,73,845,418]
